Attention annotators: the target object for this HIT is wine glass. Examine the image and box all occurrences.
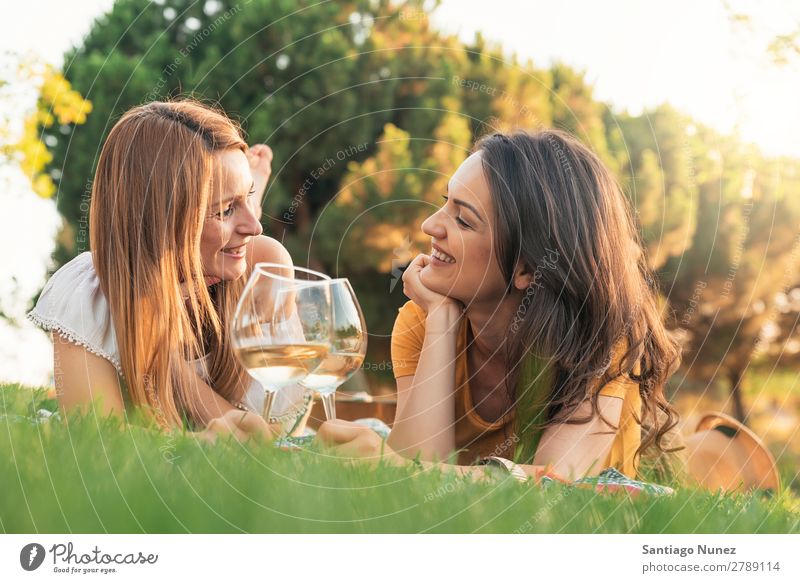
[300,278,367,420]
[231,263,332,422]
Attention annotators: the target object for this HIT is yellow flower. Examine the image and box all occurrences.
[13,64,92,198]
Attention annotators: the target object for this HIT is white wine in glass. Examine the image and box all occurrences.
[300,279,367,420]
[231,263,332,422]
[236,342,329,390]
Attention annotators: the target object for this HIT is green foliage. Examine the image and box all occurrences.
[658,125,800,418]
[611,106,698,269]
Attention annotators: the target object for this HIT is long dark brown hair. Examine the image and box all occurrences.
[475,129,684,479]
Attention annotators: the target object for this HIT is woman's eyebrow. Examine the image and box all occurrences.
[213,181,255,207]
[446,180,485,223]
[451,197,485,223]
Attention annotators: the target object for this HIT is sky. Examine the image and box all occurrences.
[1,0,799,385]
[431,0,800,158]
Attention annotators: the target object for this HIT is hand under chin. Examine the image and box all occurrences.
[418,264,436,284]
[419,267,448,293]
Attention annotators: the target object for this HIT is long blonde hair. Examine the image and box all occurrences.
[89,99,252,428]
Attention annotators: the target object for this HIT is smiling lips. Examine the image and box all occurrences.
[431,244,456,264]
[221,242,247,257]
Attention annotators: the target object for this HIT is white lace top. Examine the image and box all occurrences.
[27,252,310,432]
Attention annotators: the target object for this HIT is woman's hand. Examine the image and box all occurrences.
[315,420,404,465]
[247,144,273,207]
[402,254,462,314]
[195,409,278,444]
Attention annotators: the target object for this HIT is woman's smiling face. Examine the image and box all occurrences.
[199,149,263,281]
[420,151,509,306]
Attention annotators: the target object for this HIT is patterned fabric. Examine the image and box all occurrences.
[275,418,391,450]
[537,466,674,497]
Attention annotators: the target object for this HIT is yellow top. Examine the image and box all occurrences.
[390,301,643,477]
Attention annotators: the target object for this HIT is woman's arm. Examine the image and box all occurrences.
[173,358,238,425]
[52,331,126,418]
[53,326,253,426]
[320,419,554,480]
[53,332,278,440]
[531,395,623,479]
[386,254,464,460]
[387,303,461,460]
[51,329,235,424]
[319,394,624,481]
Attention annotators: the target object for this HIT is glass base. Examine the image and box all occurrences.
[321,392,336,421]
[262,391,276,422]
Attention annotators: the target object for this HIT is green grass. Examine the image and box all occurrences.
[2,384,799,533]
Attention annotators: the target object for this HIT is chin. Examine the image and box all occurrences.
[217,259,247,281]
[419,265,459,299]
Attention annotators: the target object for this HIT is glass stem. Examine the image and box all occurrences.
[262,390,276,422]
[321,392,336,421]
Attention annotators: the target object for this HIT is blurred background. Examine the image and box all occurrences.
[1,0,798,490]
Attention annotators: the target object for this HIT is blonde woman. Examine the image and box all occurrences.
[28,99,308,442]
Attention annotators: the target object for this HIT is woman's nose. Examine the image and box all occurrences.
[422,208,446,239]
[239,199,264,237]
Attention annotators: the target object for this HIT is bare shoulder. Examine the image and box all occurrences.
[245,235,292,269]
[573,394,624,424]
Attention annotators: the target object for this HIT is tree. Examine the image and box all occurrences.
[610,106,698,270]
[662,135,800,422]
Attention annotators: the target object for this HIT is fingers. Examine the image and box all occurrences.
[248,144,273,164]
[315,419,368,446]
[205,414,249,443]
[202,417,228,443]
[250,144,273,157]
[409,253,430,270]
[329,439,379,460]
[228,409,275,441]
[315,420,386,460]
[402,254,428,283]
[402,254,431,303]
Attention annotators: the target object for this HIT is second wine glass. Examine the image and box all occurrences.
[231,263,332,422]
[300,279,367,420]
